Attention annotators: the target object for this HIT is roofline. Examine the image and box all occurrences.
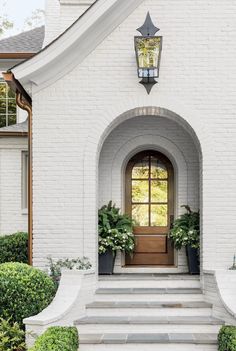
[0,53,36,59]
[11,0,144,90]
[0,131,28,137]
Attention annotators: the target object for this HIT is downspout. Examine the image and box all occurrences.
[2,72,33,266]
[16,93,33,266]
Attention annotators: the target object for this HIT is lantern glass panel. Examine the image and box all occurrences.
[135,36,162,78]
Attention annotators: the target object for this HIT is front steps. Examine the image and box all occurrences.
[75,275,223,350]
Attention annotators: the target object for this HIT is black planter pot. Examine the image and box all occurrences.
[186,245,200,275]
[99,250,116,275]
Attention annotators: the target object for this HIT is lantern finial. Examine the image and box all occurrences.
[137,12,160,36]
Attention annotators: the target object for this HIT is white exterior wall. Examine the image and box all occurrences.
[99,116,199,272]
[0,137,28,234]
[44,0,96,46]
[31,0,236,272]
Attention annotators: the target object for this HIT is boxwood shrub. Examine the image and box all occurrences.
[0,318,26,351]
[0,232,28,263]
[218,325,236,351]
[0,262,56,326]
[29,326,79,351]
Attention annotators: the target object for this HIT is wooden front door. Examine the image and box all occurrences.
[125,150,174,266]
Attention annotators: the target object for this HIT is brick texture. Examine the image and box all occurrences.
[31,0,236,272]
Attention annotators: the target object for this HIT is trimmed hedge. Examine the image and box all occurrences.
[218,326,236,351]
[0,262,56,326]
[0,232,28,263]
[29,326,79,351]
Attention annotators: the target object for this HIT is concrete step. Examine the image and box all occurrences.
[98,275,201,289]
[78,332,218,349]
[95,288,203,301]
[79,344,217,351]
[86,301,212,317]
[75,316,223,333]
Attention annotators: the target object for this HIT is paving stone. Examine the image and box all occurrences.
[127,333,169,343]
[193,333,218,344]
[102,333,128,344]
[169,333,194,342]
[79,334,103,344]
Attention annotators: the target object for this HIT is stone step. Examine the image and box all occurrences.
[96,288,202,294]
[98,274,201,289]
[75,316,223,333]
[79,344,217,351]
[79,332,218,346]
[95,288,204,302]
[86,301,212,317]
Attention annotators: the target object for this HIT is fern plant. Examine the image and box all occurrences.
[169,205,200,250]
[98,201,135,254]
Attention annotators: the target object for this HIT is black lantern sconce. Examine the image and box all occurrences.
[134,12,162,94]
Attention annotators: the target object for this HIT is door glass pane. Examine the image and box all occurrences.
[132,180,149,203]
[132,204,149,226]
[151,204,168,226]
[132,157,149,179]
[151,181,168,202]
[151,157,168,179]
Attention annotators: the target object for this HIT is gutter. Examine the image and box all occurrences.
[2,72,33,266]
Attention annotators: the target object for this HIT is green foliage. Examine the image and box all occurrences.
[218,326,236,351]
[0,318,26,351]
[29,326,78,351]
[169,205,200,250]
[47,256,92,283]
[98,201,135,254]
[0,262,56,326]
[0,232,28,264]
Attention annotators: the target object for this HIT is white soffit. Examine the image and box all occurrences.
[12,0,144,90]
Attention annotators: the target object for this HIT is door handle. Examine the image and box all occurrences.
[170,215,174,229]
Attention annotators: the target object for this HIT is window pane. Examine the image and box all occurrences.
[132,157,149,179]
[8,115,17,126]
[151,181,168,202]
[132,180,149,203]
[8,99,16,114]
[0,115,6,128]
[0,100,6,114]
[151,157,168,179]
[151,205,168,226]
[0,83,6,99]
[132,204,149,226]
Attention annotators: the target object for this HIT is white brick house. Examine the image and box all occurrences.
[1,0,236,349]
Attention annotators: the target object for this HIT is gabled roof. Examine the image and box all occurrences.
[11,0,144,90]
[0,26,44,55]
[0,119,28,136]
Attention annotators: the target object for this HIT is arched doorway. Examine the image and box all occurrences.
[125,150,174,266]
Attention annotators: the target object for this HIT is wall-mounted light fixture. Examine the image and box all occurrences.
[134,12,162,94]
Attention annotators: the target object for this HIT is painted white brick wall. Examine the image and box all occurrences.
[44,0,96,46]
[0,137,28,235]
[31,0,236,273]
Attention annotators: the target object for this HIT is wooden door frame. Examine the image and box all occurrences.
[124,150,175,266]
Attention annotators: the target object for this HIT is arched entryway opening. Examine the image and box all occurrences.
[97,110,202,273]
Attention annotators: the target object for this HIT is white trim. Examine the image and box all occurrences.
[12,0,144,91]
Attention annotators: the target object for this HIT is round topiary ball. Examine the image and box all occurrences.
[0,262,56,326]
